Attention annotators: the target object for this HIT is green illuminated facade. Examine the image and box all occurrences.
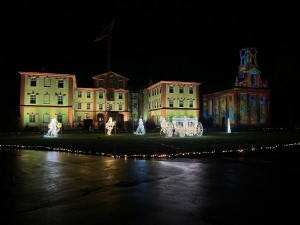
[19,72,200,129]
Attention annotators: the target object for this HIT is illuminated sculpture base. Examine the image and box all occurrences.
[134,118,146,135]
[44,118,61,138]
[160,116,203,138]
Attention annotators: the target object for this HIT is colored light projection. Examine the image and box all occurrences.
[250,94,257,124]
[44,118,62,138]
[220,96,226,121]
[202,100,208,118]
[260,95,266,123]
[134,118,146,135]
[105,117,116,135]
[213,98,219,123]
[228,95,234,122]
[239,94,247,124]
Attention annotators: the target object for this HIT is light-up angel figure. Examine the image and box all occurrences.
[105,117,116,135]
[45,118,62,138]
[159,116,167,135]
[134,118,145,135]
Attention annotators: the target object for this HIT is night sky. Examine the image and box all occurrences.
[1,1,300,129]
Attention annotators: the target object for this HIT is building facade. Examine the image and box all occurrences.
[19,72,76,130]
[143,81,201,125]
[19,71,130,130]
[19,72,201,130]
[19,48,269,130]
[202,48,270,128]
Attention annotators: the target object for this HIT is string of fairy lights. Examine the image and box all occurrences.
[0,142,299,159]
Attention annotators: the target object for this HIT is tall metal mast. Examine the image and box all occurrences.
[93,19,115,73]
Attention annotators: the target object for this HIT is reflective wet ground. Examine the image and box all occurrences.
[1,149,300,225]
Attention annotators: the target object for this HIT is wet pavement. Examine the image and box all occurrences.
[1,149,300,225]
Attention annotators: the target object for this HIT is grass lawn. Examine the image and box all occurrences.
[0,129,299,158]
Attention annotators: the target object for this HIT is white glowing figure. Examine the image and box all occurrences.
[160,116,203,138]
[105,117,116,135]
[227,118,231,133]
[44,118,62,138]
[159,116,167,135]
[134,118,146,135]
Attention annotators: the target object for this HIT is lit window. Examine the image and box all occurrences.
[58,79,64,88]
[30,94,36,104]
[44,77,50,87]
[118,104,122,110]
[57,115,62,123]
[58,95,63,105]
[179,86,184,93]
[43,114,49,123]
[29,114,35,122]
[118,92,123,99]
[44,94,50,104]
[30,77,37,86]
[179,100,184,107]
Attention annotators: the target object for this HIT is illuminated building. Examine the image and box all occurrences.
[19,71,130,129]
[202,48,270,128]
[19,72,76,129]
[142,81,201,125]
[19,72,200,129]
[19,47,269,130]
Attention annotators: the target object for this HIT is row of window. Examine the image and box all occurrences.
[149,86,194,96]
[30,94,64,105]
[169,86,194,94]
[148,100,194,109]
[29,77,65,88]
[28,114,63,123]
[77,102,124,111]
[77,91,123,99]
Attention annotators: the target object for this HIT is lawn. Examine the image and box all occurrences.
[0,129,299,158]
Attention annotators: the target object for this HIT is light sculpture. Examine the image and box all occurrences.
[44,118,62,138]
[159,116,203,138]
[105,117,116,135]
[227,118,231,133]
[134,118,146,135]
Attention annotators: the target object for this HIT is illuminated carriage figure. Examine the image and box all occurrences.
[159,116,203,137]
[172,116,203,137]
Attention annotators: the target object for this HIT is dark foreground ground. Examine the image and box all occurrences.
[0,129,299,158]
[1,129,300,225]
